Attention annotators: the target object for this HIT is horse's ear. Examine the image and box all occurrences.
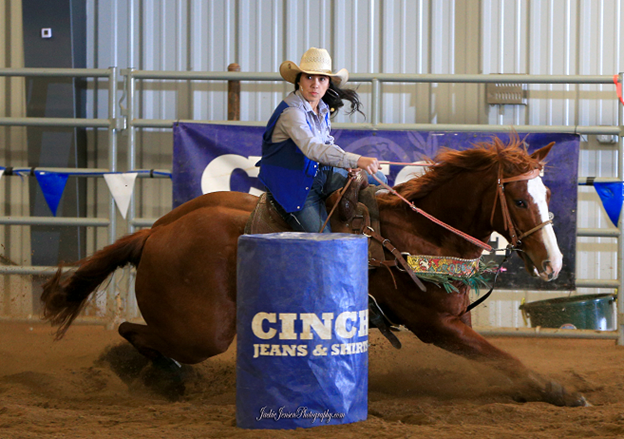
[530,142,555,162]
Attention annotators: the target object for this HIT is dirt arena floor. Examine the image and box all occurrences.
[2,321,624,439]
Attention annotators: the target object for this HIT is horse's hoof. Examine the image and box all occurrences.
[142,356,187,401]
[575,396,591,407]
[97,342,150,385]
[544,380,587,407]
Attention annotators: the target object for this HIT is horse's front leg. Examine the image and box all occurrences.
[414,314,588,407]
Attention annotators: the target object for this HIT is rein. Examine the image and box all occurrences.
[318,177,353,233]
[465,246,511,312]
[370,173,492,252]
[379,161,432,166]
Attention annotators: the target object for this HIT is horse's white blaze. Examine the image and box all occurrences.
[527,177,563,275]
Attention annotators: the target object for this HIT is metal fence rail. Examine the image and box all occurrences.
[122,69,624,343]
[0,68,122,320]
[0,66,120,251]
[1,67,623,343]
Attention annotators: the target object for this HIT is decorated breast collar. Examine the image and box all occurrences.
[405,254,481,277]
[399,254,499,294]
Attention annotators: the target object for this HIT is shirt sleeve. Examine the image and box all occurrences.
[272,106,360,169]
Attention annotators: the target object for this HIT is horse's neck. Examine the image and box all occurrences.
[379,172,496,258]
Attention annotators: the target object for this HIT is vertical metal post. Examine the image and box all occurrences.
[106,66,119,328]
[127,68,136,234]
[124,68,137,322]
[228,63,241,121]
[125,2,137,319]
[371,78,380,128]
[108,66,118,244]
[128,0,135,70]
[618,72,624,345]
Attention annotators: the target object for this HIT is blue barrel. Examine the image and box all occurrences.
[236,232,369,430]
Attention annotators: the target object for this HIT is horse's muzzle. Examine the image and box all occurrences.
[538,260,559,282]
[524,255,560,282]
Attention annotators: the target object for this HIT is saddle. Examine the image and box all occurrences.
[244,170,379,246]
[243,170,403,349]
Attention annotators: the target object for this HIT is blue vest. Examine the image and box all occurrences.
[257,101,326,213]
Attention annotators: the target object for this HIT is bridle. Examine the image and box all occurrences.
[466,166,554,313]
[490,166,553,249]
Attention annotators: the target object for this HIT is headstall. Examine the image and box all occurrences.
[489,167,553,249]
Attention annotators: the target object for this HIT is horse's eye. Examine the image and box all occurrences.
[515,200,527,208]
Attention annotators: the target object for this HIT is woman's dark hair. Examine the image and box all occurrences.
[294,72,365,118]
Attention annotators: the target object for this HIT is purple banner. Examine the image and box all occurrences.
[173,123,579,290]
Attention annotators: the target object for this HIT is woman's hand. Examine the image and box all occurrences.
[356,156,381,175]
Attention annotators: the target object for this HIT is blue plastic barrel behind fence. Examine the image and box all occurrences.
[236,232,369,430]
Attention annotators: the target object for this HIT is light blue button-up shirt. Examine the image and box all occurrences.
[271,90,360,169]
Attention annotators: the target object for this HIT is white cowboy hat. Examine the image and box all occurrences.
[279,47,349,87]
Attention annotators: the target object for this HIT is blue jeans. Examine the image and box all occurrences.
[286,167,388,233]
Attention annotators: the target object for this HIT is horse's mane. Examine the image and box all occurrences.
[380,134,544,208]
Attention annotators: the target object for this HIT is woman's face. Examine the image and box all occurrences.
[298,74,330,109]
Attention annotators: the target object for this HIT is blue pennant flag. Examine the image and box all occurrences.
[594,182,624,227]
[35,171,69,216]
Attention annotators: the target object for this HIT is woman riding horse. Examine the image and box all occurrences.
[40,137,584,406]
[258,47,386,232]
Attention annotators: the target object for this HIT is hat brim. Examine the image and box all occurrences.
[279,60,349,87]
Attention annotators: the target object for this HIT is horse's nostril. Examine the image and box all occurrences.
[542,260,553,274]
[541,260,559,281]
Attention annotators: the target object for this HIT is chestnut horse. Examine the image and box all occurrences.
[41,136,586,407]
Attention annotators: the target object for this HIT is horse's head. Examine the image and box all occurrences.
[378,136,564,282]
[493,142,563,281]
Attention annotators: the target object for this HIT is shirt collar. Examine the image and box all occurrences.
[295,90,330,117]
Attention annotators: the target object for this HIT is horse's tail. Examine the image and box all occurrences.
[41,228,152,340]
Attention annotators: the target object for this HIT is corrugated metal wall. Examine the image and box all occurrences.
[3,0,624,324]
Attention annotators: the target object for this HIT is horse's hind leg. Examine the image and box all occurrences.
[117,321,187,400]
